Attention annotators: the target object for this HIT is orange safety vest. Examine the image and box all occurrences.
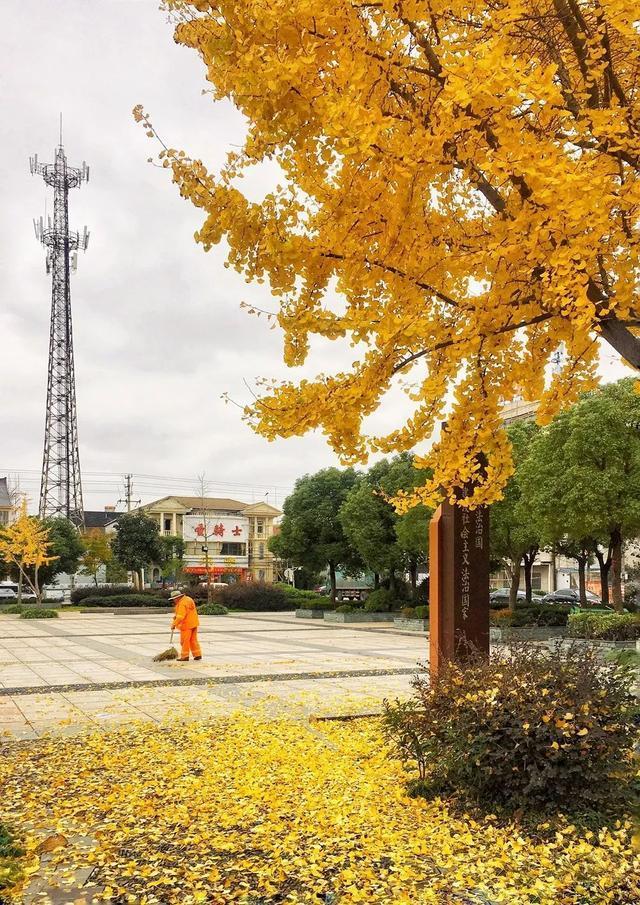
[173,595,199,630]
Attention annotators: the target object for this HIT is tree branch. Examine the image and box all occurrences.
[391,312,554,373]
[598,319,640,370]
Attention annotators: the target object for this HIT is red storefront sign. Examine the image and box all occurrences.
[184,565,249,579]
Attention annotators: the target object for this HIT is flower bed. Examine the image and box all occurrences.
[490,626,567,642]
[393,618,429,632]
[1,714,638,904]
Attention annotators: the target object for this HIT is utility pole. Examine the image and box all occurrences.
[31,125,89,528]
[197,473,213,604]
[118,474,141,513]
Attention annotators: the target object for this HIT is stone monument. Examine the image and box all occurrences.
[429,500,490,679]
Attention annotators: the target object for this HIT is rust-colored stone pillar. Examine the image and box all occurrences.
[429,501,490,680]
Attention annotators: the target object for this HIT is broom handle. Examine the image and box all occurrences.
[170,629,174,645]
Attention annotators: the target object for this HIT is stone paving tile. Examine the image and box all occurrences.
[0,612,425,735]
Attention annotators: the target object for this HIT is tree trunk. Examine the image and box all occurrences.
[389,570,397,594]
[373,573,380,590]
[409,559,418,599]
[577,556,587,607]
[522,547,538,604]
[523,560,533,604]
[594,544,612,607]
[17,571,23,605]
[610,527,624,612]
[549,546,557,592]
[509,560,521,612]
[329,562,337,603]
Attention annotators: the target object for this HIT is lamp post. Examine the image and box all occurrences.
[202,545,211,604]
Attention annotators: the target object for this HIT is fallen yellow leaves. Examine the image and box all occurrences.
[0,713,638,904]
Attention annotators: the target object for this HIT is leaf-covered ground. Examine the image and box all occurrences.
[1,713,638,904]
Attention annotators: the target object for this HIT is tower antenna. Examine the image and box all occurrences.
[30,132,90,527]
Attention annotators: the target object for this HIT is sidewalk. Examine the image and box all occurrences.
[0,612,426,736]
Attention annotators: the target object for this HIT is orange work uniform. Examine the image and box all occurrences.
[172,594,202,660]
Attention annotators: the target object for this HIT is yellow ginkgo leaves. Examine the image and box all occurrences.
[1,713,639,904]
[137,0,640,507]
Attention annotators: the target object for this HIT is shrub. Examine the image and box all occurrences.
[414,605,429,620]
[70,585,132,603]
[364,588,403,612]
[400,606,416,619]
[198,603,229,616]
[79,594,169,608]
[336,604,356,613]
[20,607,58,619]
[274,584,319,600]
[383,644,639,811]
[568,612,640,641]
[490,604,570,627]
[300,597,334,610]
[213,582,293,611]
[1,604,24,614]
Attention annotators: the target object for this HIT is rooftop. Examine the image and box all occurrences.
[83,510,121,530]
[0,478,12,509]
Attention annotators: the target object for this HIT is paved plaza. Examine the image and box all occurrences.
[0,612,426,737]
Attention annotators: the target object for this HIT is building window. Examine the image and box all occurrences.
[0,510,8,525]
[164,518,172,532]
[257,519,264,536]
[259,543,265,559]
[259,569,266,581]
[220,543,246,556]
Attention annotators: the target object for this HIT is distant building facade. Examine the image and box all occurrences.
[137,496,281,584]
[0,478,13,526]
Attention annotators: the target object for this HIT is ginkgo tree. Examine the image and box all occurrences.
[139,0,640,507]
[0,504,57,603]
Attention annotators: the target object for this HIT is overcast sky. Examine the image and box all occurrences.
[0,1,633,513]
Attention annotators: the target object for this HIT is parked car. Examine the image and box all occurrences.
[0,583,37,601]
[542,588,604,608]
[489,587,527,606]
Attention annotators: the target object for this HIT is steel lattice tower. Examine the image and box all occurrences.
[30,136,90,527]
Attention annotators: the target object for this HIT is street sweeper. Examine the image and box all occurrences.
[169,589,202,662]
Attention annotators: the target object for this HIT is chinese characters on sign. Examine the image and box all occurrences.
[429,500,490,678]
[460,509,471,620]
[475,508,484,550]
[183,516,249,543]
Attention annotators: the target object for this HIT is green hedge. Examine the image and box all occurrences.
[298,596,334,610]
[364,589,404,613]
[398,605,429,620]
[79,594,169,608]
[70,585,172,604]
[568,612,640,641]
[198,603,229,616]
[20,607,58,619]
[212,582,294,611]
[274,583,319,600]
[490,605,571,627]
[71,585,131,603]
[1,604,24,615]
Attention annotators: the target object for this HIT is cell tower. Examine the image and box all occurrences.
[30,126,90,527]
